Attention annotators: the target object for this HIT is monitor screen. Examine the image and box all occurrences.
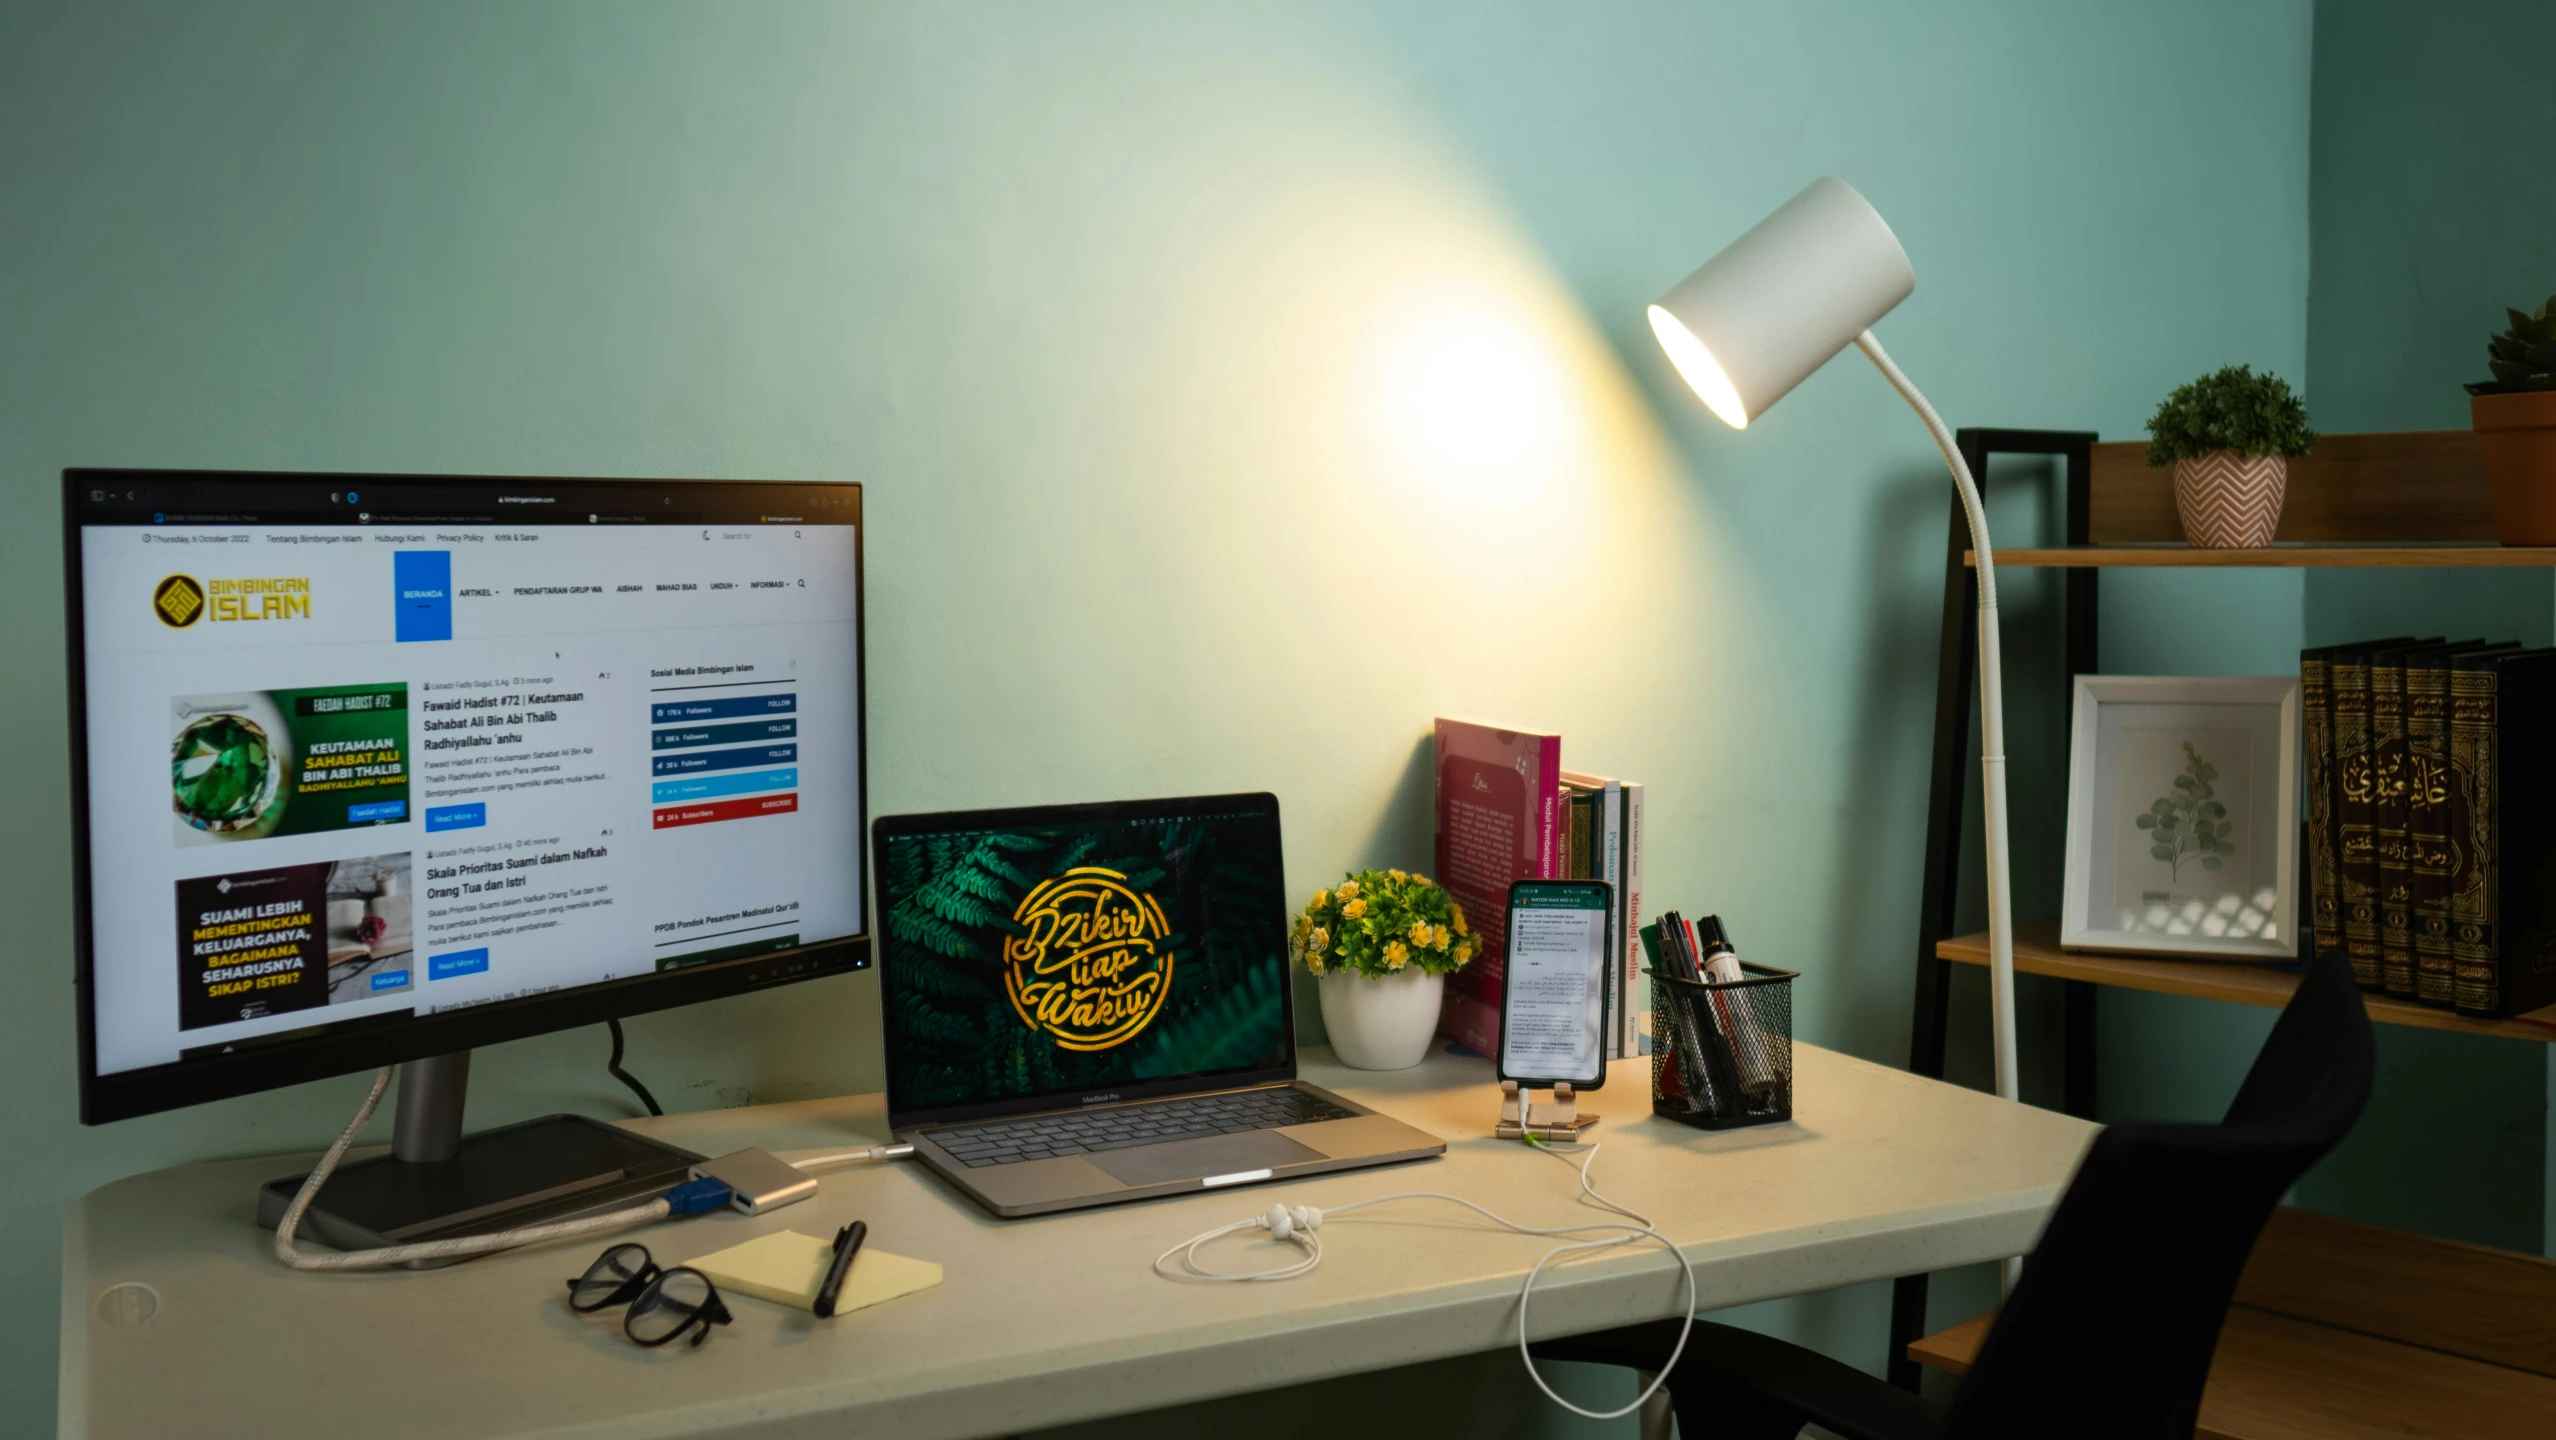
[68,470,867,1122]
[874,795,1293,1124]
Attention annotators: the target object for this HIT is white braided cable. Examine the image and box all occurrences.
[1154,1143,1695,1421]
[272,1066,670,1272]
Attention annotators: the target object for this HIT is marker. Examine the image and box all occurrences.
[813,1220,867,1318]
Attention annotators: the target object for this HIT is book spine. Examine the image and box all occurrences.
[2373,656,2417,995]
[2332,654,2382,989]
[2301,653,2337,960]
[2493,655,2556,1018]
[1599,781,1623,1060]
[1536,737,1562,880]
[2449,661,2500,1015]
[1620,781,1644,1058]
[2406,655,2457,1006]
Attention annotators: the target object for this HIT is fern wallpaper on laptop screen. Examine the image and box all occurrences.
[882,813,1289,1109]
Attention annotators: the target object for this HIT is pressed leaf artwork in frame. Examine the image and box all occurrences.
[2063,676,2298,961]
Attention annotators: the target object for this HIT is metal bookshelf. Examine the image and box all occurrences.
[1888,427,2556,1417]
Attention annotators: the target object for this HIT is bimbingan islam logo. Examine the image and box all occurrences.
[1004,867,1174,1052]
[153,575,205,628]
[154,573,312,627]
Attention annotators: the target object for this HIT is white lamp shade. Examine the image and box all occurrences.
[1648,176,1914,428]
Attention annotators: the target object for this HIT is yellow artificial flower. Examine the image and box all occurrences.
[1342,897,1367,920]
[1432,923,1450,948]
[1337,878,1360,900]
[1383,940,1409,969]
[1309,926,1329,955]
[1450,904,1468,936]
[1453,938,1474,965]
[1312,888,1329,909]
[1408,919,1432,946]
[1307,952,1325,975]
[1388,868,1407,880]
[1414,873,1430,886]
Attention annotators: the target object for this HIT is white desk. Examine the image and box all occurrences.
[61,1044,2094,1439]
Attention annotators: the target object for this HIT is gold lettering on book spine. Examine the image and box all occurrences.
[2332,660,2381,988]
[2302,659,2338,955]
[2372,662,2415,994]
[1004,868,1174,1052]
[2405,661,2457,1005]
[2448,669,2498,1013]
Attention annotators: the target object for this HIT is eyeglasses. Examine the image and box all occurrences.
[567,1243,733,1348]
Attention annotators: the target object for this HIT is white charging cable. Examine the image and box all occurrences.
[1153,1142,1696,1421]
[274,1068,916,1273]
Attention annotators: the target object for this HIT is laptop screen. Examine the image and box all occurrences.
[874,793,1294,1122]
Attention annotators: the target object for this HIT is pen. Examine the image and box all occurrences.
[813,1219,867,1319]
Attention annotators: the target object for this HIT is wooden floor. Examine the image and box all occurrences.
[1909,1209,2556,1438]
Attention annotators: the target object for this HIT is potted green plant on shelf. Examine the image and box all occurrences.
[1290,868,1473,1070]
[2145,365,2316,549]
[2466,297,2556,545]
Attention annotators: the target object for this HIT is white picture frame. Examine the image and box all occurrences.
[2061,675,2299,960]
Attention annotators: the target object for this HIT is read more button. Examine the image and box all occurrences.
[428,948,489,981]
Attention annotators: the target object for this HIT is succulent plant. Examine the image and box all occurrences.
[2469,297,2556,395]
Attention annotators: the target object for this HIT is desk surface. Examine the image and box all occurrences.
[62,1044,2094,1440]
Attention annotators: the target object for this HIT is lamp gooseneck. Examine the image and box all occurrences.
[1852,331,2019,1112]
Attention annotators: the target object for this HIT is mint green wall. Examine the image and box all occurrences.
[0,2,2314,1432]
[2294,0,2555,1254]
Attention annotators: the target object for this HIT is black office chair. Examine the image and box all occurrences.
[1536,950,2374,1439]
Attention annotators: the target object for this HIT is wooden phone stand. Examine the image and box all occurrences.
[1494,1079,1602,1142]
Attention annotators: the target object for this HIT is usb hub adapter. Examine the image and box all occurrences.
[691,1147,819,1215]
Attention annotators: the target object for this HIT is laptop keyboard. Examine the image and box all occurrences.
[924,1088,1356,1169]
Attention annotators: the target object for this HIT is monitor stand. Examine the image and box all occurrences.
[254,1052,704,1267]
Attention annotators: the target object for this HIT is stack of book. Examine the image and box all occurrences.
[2302,638,2556,1017]
[1431,718,1645,1060]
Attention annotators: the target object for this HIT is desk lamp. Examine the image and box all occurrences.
[1648,176,2019,1106]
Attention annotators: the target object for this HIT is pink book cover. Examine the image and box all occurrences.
[1432,717,1562,1055]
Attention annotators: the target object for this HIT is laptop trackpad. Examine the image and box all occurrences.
[1087,1131,1323,1187]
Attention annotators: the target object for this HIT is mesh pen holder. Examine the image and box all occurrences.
[1649,964,1795,1130]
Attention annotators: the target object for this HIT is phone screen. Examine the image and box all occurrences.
[1498,880,1611,1088]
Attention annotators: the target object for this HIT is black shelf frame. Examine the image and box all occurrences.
[1886,428,2099,1391]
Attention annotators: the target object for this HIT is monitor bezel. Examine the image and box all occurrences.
[873,792,1299,1131]
[65,468,871,1125]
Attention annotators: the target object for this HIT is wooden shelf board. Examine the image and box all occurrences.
[1909,1207,2556,1439]
[1936,918,2556,1042]
[1965,543,2556,568]
[1912,1304,2556,1440]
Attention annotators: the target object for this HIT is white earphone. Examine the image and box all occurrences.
[1152,1143,1694,1422]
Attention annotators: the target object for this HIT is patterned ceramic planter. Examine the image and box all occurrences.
[2172,450,2288,548]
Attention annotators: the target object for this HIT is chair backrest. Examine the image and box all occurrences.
[1937,952,2373,1439]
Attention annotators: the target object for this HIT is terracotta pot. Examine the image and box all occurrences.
[2471,391,2556,545]
[1316,966,1443,1070]
[2172,450,2288,548]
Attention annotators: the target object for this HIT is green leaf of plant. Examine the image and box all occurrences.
[2151,845,2176,862]
[2174,775,2195,790]
[2135,814,2157,829]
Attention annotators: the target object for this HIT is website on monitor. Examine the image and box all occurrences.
[82,515,862,1076]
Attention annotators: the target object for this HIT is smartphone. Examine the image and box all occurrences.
[1497,878,1613,1090]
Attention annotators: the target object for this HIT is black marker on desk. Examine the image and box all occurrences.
[813,1220,868,1319]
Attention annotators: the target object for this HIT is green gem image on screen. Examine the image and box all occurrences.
[173,713,282,834]
[171,685,410,845]
[883,814,1287,1110]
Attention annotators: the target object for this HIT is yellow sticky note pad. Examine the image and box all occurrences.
[685,1230,942,1315]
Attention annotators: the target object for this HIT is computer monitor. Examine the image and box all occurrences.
[65,469,867,1245]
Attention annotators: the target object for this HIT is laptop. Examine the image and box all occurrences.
[873,793,1446,1217]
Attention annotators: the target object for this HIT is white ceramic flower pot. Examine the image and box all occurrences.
[1317,967,1444,1071]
